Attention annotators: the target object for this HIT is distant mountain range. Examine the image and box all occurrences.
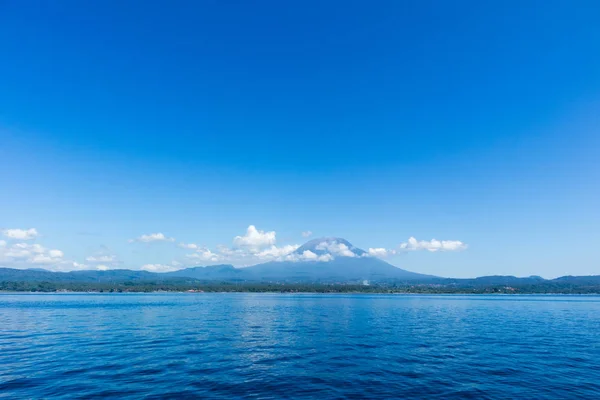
[0,237,599,287]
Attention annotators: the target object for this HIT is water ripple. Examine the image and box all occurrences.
[1,294,600,398]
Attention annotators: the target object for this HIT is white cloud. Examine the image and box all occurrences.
[46,261,92,272]
[0,241,120,272]
[316,241,356,257]
[282,250,334,263]
[188,225,307,264]
[186,248,223,263]
[72,262,88,270]
[5,243,46,258]
[2,228,39,240]
[233,225,276,250]
[30,254,58,264]
[368,248,395,258]
[302,231,313,238]
[96,265,109,271]
[0,240,6,247]
[85,255,116,263]
[83,248,121,269]
[255,244,299,259]
[129,233,175,243]
[48,249,64,258]
[193,225,290,263]
[0,242,65,266]
[301,250,317,260]
[140,263,179,273]
[178,242,198,249]
[318,253,334,262]
[217,245,245,257]
[399,237,467,252]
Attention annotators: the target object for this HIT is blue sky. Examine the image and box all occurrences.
[1,0,599,278]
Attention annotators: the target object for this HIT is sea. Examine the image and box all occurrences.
[1,293,599,399]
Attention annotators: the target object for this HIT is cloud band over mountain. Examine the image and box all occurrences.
[0,226,467,273]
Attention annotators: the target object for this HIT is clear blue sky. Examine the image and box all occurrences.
[1,0,599,277]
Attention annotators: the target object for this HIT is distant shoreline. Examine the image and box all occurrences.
[3,273,600,295]
[2,289,600,295]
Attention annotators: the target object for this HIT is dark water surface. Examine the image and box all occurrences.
[1,294,599,399]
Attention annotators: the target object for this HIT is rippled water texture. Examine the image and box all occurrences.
[1,294,600,399]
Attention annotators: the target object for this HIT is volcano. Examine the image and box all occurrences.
[242,237,436,282]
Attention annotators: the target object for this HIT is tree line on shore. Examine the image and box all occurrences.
[2,280,600,294]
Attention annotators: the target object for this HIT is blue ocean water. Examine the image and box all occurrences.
[1,294,599,399]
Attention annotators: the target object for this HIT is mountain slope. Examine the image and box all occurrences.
[244,257,434,282]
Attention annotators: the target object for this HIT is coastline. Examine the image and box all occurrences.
[2,289,600,295]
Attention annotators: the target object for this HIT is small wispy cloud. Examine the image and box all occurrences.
[368,248,395,258]
[83,247,122,269]
[76,231,102,237]
[178,242,199,249]
[399,237,467,252]
[85,255,117,263]
[140,263,180,273]
[129,233,176,243]
[185,248,223,262]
